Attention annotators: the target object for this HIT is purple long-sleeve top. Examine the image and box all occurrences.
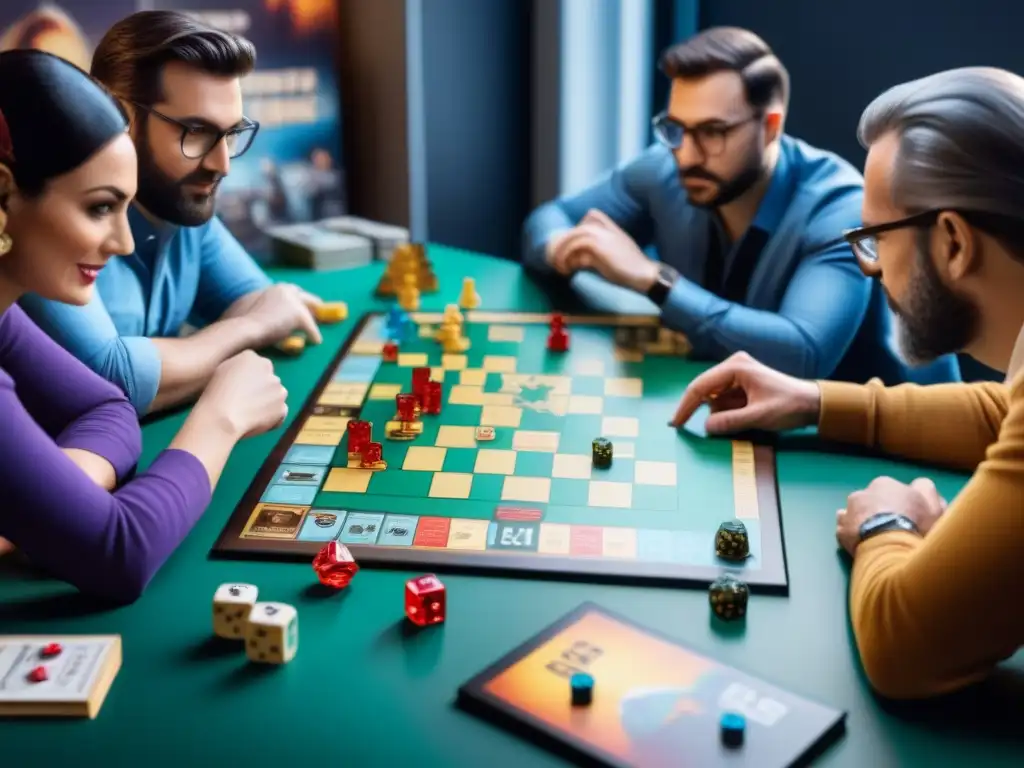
[0,304,211,603]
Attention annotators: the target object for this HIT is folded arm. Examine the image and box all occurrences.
[846,375,1024,699]
[818,377,1010,472]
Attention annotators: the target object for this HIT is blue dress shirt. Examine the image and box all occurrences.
[522,135,959,385]
[20,206,271,413]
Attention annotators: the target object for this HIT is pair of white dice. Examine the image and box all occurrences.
[212,583,298,664]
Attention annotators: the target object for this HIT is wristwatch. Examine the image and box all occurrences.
[858,512,919,542]
[646,263,679,306]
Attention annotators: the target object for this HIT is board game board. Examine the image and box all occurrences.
[211,311,789,592]
[457,603,846,767]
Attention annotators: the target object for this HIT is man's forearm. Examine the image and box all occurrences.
[148,317,260,414]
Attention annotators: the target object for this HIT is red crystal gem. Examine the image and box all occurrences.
[40,642,62,658]
[27,665,47,683]
[313,540,359,589]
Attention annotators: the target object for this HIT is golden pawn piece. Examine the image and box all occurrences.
[458,277,480,310]
[397,272,420,311]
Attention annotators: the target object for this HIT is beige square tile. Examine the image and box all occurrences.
[303,416,350,433]
[398,353,429,367]
[351,341,384,355]
[430,366,445,381]
[568,395,604,415]
[615,441,636,459]
[448,385,486,406]
[480,404,522,428]
[482,355,517,373]
[602,527,637,558]
[418,324,436,338]
[460,369,488,386]
[428,472,473,499]
[552,453,592,480]
[635,460,677,486]
[403,446,447,472]
[368,383,402,400]
[481,392,515,406]
[604,377,643,398]
[441,354,468,370]
[411,312,445,324]
[474,448,517,475]
[601,416,639,438]
[512,430,560,453]
[538,523,572,554]
[435,425,478,448]
[295,429,345,446]
[588,480,632,508]
[488,325,525,342]
[323,467,373,493]
[573,359,605,376]
[501,476,551,503]
[446,519,490,549]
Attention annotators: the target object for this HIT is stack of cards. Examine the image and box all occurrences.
[319,215,410,262]
[267,222,374,271]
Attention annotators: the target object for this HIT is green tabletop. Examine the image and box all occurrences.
[1,247,1020,767]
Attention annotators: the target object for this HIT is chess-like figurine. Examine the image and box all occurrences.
[397,272,420,311]
[458,277,481,310]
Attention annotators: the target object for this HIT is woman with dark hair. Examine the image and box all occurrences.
[0,49,288,603]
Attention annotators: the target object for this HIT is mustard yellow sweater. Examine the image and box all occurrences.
[816,370,1024,699]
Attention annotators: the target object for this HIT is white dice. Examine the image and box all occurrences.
[212,583,259,639]
[244,602,299,664]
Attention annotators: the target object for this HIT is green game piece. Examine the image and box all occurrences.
[715,520,750,561]
[709,574,749,621]
[592,437,612,468]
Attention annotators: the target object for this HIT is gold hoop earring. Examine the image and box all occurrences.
[0,232,10,257]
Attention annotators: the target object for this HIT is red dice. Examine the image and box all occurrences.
[405,574,446,626]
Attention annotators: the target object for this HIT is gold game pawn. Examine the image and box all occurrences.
[397,272,420,311]
[458,277,480,310]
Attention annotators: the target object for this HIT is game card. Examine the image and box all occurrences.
[458,603,845,767]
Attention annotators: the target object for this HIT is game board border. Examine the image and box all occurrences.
[211,312,790,594]
[455,601,847,768]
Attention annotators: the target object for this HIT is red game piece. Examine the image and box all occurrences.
[550,312,564,329]
[405,574,446,626]
[411,367,431,404]
[382,341,399,362]
[547,327,569,352]
[360,441,383,467]
[40,643,62,658]
[422,380,442,415]
[312,539,359,589]
[347,419,371,455]
[27,665,47,683]
[396,393,418,423]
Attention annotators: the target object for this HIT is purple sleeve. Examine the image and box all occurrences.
[0,305,140,481]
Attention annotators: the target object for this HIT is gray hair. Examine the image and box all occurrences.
[858,67,1024,252]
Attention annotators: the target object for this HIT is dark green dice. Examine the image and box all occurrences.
[592,437,613,468]
[715,520,749,561]
[709,574,749,621]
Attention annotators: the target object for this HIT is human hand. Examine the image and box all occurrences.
[227,284,323,348]
[670,351,822,434]
[195,350,289,439]
[836,476,948,556]
[547,209,659,292]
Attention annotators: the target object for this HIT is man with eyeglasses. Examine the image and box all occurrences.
[19,11,326,415]
[671,67,1024,700]
[522,26,959,385]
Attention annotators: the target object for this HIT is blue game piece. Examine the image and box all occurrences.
[570,672,594,706]
[385,306,410,341]
[720,711,745,747]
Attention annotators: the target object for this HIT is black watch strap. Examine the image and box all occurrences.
[646,263,679,306]
[858,512,919,542]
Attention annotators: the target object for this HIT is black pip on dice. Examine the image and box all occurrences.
[709,574,749,621]
[592,437,613,468]
[715,520,750,561]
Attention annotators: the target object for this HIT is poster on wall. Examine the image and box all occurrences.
[0,0,346,260]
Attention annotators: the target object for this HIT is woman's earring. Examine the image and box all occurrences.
[0,232,10,256]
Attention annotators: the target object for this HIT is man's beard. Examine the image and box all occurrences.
[887,234,980,366]
[678,153,765,209]
[135,128,223,226]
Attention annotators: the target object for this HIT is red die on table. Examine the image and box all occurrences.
[312,539,359,589]
[405,573,446,626]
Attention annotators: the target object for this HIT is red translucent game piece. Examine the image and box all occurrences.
[411,367,431,402]
[382,341,399,362]
[547,327,569,352]
[361,441,383,467]
[405,573,446,626]
[422,381,443,415]
[27,665,47,683]
[312,540,360,589]
[550,312,564,329]
[40,643,62,658]
[396,393,418,422]
[347,419,371,455]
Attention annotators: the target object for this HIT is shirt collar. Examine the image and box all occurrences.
[749,136,797,236]
[128,203,179,247]
[1006,322,1024,384]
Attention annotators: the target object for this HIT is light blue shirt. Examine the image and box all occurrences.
[20,206,271,414]
[522,135,960,385]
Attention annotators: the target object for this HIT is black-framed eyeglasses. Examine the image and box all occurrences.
[129,100,259,159]
[651,111,760,157]
[842,210,941,265]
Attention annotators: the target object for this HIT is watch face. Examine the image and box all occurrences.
[863,513,897,532]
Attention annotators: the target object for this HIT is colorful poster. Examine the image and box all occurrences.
[0,0,346,258]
